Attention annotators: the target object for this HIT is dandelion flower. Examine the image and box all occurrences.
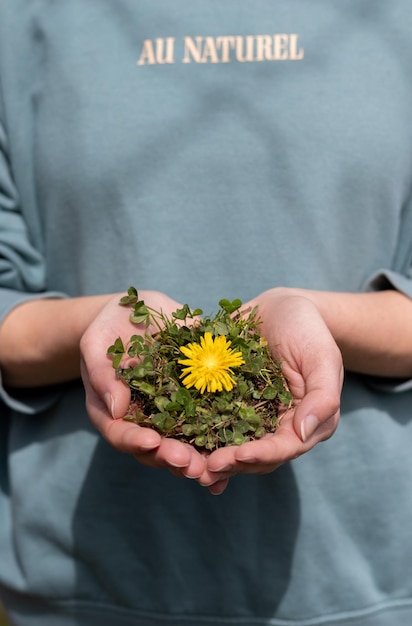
[178,332,245,394]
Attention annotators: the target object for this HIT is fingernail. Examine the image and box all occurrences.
[210,464,234,473]
[104,393,115,419]
[202,475,226,487]
[209,479,229,496]
[301,414,319,442]
[182,472,201,480]
[168,460,190,469]
[235,455,257,464]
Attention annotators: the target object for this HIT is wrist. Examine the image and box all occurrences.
[0,294,114,387]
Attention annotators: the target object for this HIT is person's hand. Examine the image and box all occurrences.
[80,291,206,480]
[200,288,344,492]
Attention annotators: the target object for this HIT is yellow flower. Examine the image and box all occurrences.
[178,332,245,394]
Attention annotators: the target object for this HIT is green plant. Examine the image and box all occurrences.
[107,287,292,451]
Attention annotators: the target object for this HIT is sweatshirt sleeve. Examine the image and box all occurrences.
[0,93,66,414]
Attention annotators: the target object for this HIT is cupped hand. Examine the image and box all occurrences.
[200,288,344,490]
[80,290,206,480]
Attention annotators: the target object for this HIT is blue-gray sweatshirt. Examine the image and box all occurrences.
[1,2,412,625]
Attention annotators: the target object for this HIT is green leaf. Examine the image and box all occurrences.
[141,355,154,370]
[219,298,242,314]
[170,388,197,416]
[214,321,229,336]
[234,433,247,445]
[238,407,261,424]
[248,355,266,374]
[219,428,234,444]
[151,413,176,433]
[237,381,249,396]
[202,323,214,334]
[130,334,145,346]
[263,386,278,400]
[130,314,149,325]
[174,387,192,406]
[195,435,206,447]
[184,400,197,418]
[235,420,253,434]
[107,337,125,355]
[130,365,147,379]
[182,424,198,437]
[270,377,285,391]
[119,286,139,305]
[112,354,123,369]
[164,401,181,412]
[172,304,192,320]
[279,390,292,404]
[154,396,170,412]
[216,398,234,413]
[130,301,150,325]
[130,381,156,396]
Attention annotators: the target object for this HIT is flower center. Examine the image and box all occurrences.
[204,356,219,370]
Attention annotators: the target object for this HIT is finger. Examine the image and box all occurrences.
[180,443,208,478]
[233,412,339,475]
[205,445,238,474]
[84,378,162,452]
[234,429,304,466]
[168,468,229,495]
[81,340,132,420]
[206,414,318,478]
[134,437,211,478]
[293,358,343,443]
[205,415,303,476]
[100,413,163,454]
[136,437,205,472]
[207,478,230,496]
